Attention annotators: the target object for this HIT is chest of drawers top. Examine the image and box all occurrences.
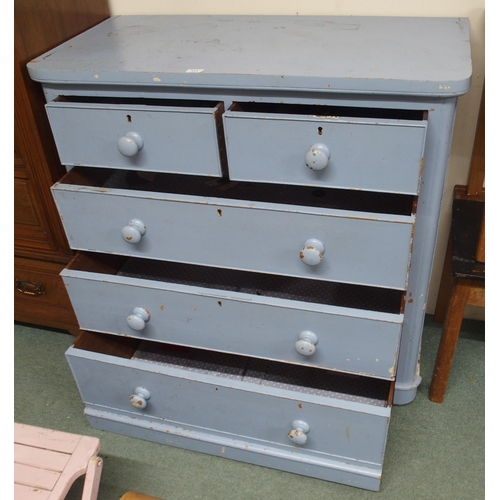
[28,15,471,96]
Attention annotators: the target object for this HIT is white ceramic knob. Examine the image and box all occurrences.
[129,387,151,409]
[300,238,325,266]
[295,331,319,356]
[117,131,144,157]
[121,219,146,244]
[127,307,150,331]
[305,143,330,171]
[288,420,310,446]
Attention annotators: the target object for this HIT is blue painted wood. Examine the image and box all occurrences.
[27,16,471,97]
[224,110,427,194]
[37,85,458,407]
[46,100,224,176]
[52,182,414,289]
[394,99,460,404]
[85,409,383,490]
[27,14,473,488]
[61,267,403,379]
[66,346,390,481]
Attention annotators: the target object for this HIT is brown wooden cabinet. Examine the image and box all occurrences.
[14,0,110,334]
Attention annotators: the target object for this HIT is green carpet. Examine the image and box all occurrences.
[14,316,484,499]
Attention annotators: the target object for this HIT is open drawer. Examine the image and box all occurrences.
[52,167,415,290]
[224,102,427,194]
[62,252,404,379]
[67,331,394,491]
[45,96,227,177]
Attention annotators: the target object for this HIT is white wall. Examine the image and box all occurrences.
[108,0,486,319]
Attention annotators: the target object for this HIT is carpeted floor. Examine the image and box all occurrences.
[14,316,484,500]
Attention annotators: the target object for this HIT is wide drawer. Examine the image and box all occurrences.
[224,102,427,194]
[45,97,226,177]
[62,252,403,379]
[52,168,415,290]
[67,334,393,490]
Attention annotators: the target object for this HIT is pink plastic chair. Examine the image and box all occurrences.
[14,423,103,500]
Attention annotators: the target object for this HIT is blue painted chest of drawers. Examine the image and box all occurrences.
[28,15,472,490]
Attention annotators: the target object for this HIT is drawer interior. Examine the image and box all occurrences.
[59,166,416,217]
[67,252,404,314]
[72,330,394,407]
[228,101,427,122]
[53,95,224,109]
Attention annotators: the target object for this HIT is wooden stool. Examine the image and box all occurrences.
[14,423,103,500]
[429,84,485,403]
[429,190,485,403]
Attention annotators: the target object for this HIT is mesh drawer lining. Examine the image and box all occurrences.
[132,342,389,407]
[95,168,415,216]
[118,257,403,314]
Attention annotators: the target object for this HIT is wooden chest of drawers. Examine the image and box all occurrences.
[28,15,471,490]
[14,0,110,333]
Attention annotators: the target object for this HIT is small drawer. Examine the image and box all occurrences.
[45,96,226,177]
[224,102,427,194]
[62,252,404,379]
[52,168,415,290]
[67,333,393,491]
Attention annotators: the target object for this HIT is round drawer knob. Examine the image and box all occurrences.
[129,387,151,409]
[300,238,325,266]
[127,307,150,331]
[295,331,318,356]
[121,219,146,244]
[288,420,310,446]
[118,131,144,157]
[305,143,330,171]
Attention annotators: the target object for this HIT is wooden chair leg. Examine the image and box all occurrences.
[81,456,103,500]
[433,232,453,323]
[429,278,472,403]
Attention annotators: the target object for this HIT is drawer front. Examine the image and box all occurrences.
[52,186,414,290]
[62,267,402,379]
[66,346,391,468]
[14,257,78,331]
[224,109,427,194]
[46,100,225,176]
